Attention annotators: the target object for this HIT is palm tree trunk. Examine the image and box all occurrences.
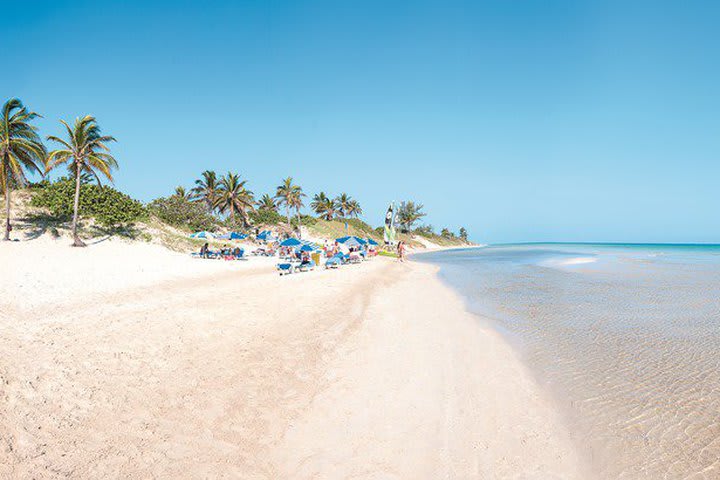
[71,166,86,247]
[286,206,291,227]
[296,209,302,239]
[3,169,11,241]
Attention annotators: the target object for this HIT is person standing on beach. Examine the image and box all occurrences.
[397,241,406,262]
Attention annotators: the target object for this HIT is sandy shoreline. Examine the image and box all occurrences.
[1,240,583,478]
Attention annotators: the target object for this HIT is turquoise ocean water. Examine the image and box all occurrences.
[418,244,720,480]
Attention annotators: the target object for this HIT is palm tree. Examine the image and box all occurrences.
[346,199,362,218]
[174,186,191,200]
[310,192,337,220]
[459,227,468,242]
[275,176,305,228]
[397,201,426,232]
[256,193,277,212]
[440,228,454,238]
[335,192,352,218]
[213,171,254,226]
[0,99,47,241]
[46,115,117,247]
[191,170,219,213]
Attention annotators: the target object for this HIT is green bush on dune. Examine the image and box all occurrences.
[31,177,147,227]
[291,214,318,227]
[249,208,285,226]
[148,195,216,232]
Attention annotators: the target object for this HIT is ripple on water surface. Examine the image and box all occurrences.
[420,245,720,480]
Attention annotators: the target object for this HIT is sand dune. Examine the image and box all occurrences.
[1,240,582,478]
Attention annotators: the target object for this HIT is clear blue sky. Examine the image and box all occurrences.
[4,0,719,243]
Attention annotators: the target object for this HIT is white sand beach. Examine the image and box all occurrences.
[0,239,583,479]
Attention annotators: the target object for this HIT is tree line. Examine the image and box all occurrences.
[2,98,469,245]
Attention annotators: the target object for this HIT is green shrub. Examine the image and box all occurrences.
[31,177,147,227]
[414,225,434,236]
[291,214,317,227]
[148,195,216,232]
[249,208,285,226]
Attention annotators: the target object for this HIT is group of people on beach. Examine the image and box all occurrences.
[198,243,243,259]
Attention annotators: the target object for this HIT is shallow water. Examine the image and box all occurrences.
[419,244,720,480]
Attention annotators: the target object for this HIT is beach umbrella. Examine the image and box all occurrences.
[190,231,216,239]
[336,236,364,248]
[257,230,274,241]
[280,238,302,247]
[229,232,247,240]
[367,238,379,246]
[299,244,315,252]
[216,233,231,240]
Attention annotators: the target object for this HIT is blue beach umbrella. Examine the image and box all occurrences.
[299,244,316,252]
[229,232,247,240]
[367,238,379,246]
[336,236,365,248]
[280,238,302,247]
[257,230,274,241]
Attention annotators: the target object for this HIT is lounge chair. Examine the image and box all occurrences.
[296,260,316,272]
[277,263,294,275]
[325,256,343,269]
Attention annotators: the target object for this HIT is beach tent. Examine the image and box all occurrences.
[190,231,216,239]
[280,238,303,247]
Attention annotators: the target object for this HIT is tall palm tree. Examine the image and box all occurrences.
[174,186,191,200]
[335,192,352,218]
[346,199,363,218]
[275,176,305,229]
[191,170,219,213]
[0,98,47,241]
[46,115,117,247]
[310,192,337,220]
[397,200,426,232]
[213,171,254,226]
[459,227,468,242]
[256,193,277,212]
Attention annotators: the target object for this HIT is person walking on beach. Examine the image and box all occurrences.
[397,241,406,262]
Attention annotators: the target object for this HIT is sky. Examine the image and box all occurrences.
[3,0,720,244]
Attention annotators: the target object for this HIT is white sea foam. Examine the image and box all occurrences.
[557,256,597,266]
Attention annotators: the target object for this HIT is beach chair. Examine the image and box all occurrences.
[296,260,316,272]
[277,263,294,275]
[325,256,342,269]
